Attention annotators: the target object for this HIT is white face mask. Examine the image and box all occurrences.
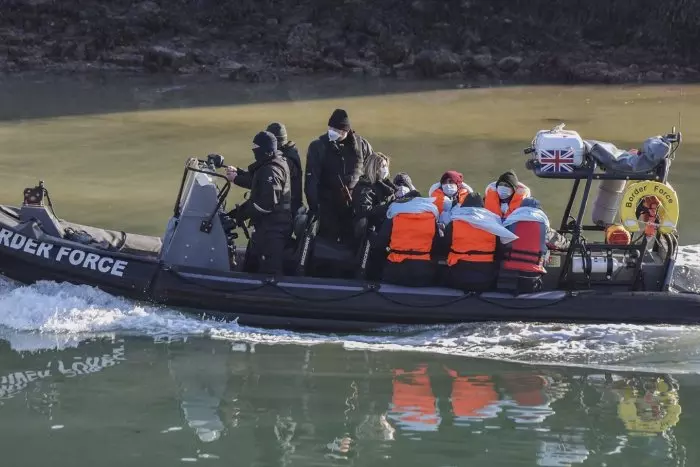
[328,129,342,141]
[497,185,514,199]
[379,166,390,180]
[442,183,458,197]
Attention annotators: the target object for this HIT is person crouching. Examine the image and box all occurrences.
[444,193,519,291]
[498,198,549,294]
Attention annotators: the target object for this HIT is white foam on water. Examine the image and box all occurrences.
[0,245,699,370]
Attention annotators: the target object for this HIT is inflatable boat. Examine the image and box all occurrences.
[0,125,697,332]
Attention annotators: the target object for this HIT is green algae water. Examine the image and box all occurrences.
[1,75,700,466]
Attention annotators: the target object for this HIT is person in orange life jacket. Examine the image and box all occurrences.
[304,108,374,247]
[373,195,440,287]
[498,197,550,294]
[428,171,473,225]
[443,192,519,291]
[486,169,570,251]
[362,171,423,281]
[484,170,531,219]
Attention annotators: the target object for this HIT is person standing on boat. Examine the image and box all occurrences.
[443,192,518,291]
[266,122,303,215]
[224,122,303,216]
[428,171,472,225]
[225,131,292,275]
[304,108,374,247]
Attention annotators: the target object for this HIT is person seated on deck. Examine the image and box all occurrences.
[428,171,473,225]
[224,131,292,275]
[443,192,519,292]
[485,169,569,251]
[393,172,420,197]
[497,197,549,294]
[373,195,440,287]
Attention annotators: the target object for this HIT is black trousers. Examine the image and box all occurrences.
[246,216,292,275]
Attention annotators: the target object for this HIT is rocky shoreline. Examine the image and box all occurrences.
[3,0,699,85]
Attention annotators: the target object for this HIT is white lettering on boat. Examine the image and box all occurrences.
[0,228,129,277]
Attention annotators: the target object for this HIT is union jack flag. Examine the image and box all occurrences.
[539,148,576,172]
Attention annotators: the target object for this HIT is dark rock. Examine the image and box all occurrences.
[644,70,664,82]
[497,56,522,73]
[414,49,462,77]
[286,23,318,67]
[472,53,493,70]
[102,52,144,67]
[143,45,189,72]
[343,57,373,69]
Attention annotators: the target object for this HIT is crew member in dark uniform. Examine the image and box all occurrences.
[225,131,292,275]
[304,108,374,247]
[265,122,303,216]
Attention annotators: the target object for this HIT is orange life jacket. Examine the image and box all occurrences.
[484,182,530,218]
[391,366,439,427]
[447,220,497,266]
[386,197,439,263]
[429,183,472,216]
[445,368,500,419]
[387,212,437,263]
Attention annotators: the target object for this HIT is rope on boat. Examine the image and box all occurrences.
[169,269,573,310]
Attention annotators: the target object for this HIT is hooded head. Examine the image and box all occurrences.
[496,170,518,199]
[266,122,288,147]
[327,109,350,142]
[461,192,484,208]
[520,197,541,209]
[440,170,464,185]
[252,131,281,162]
[393,172,415,191]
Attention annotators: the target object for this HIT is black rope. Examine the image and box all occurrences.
[168,268,575,310]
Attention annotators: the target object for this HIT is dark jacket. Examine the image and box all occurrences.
[234,143,301,214]
[304,131,373,213]
[280,142,303,215]
[352,176,397,231]
[237,155,292,226]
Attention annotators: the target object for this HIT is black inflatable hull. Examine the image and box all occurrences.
[1,217,699,332]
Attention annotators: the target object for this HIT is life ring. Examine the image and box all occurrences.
[618,181,679,234]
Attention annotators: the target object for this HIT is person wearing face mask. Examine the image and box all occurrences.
[304,108,374,247]
[443,192,519,291]
[224,131,292,275]
[352,152,401,235]
[428,171,473,225]
[484,170,531,219]
[484,170,570,251]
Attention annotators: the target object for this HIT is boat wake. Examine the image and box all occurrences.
[0,245,699,371]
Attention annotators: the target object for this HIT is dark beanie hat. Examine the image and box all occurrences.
[266,122,288,146]
[252,131,279,158]
[393,172,415,191]
[497,170,518,190]
[328,108,350,131]
[440,170,463,185]
[520,197,541,209]
[461,192,484,208]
